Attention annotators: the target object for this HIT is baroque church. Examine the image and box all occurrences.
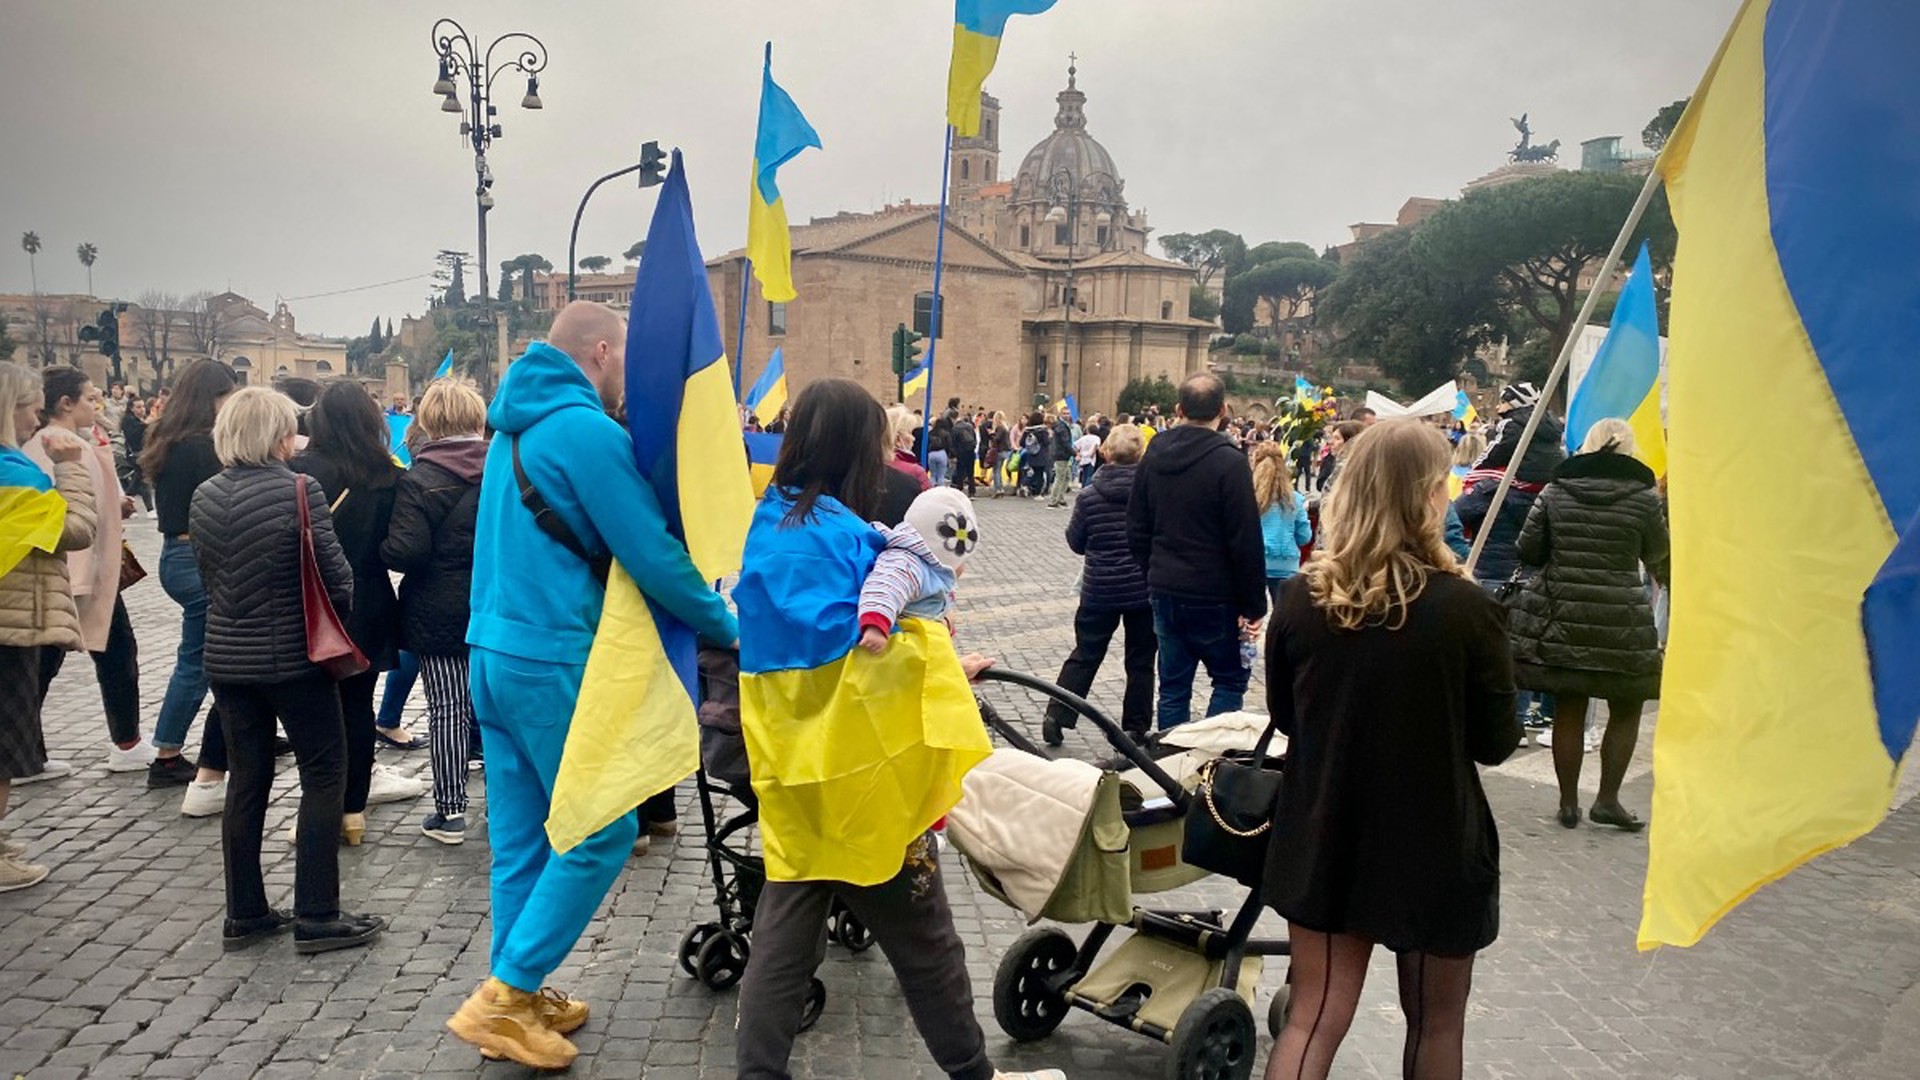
[707,62,1213,418]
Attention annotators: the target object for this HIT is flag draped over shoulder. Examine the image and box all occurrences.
[1567,242,1666,476]
[0,448,65,580]
[947,0,1058,136]
[744,346,788,420]
[1640,0,1920,950]
[746,46,821,305]
[547,150,755,853]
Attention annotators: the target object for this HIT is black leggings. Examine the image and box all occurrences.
[37,595,141,747]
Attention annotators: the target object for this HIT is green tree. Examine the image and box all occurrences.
[1188,284,1220,321]
[1242,241,1315,269]
[1317,226,1507,393]
[21,231,42,294]
[578,255,612,273]
[0,312,15,361]
[76,242,98,296]
[367,317,384,353]
[434,250,469,307]
[1158,229,1243,291]
[518,254,553,301]
[622,240,647,263]
[1412,171,1674,383]
[1642,97,1690,152]
[1229,257,1339,333]
[1116,375,1178,418]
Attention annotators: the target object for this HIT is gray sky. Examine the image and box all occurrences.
[2,0,1738,338]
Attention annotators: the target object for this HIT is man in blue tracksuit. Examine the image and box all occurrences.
[445,302,738,1070]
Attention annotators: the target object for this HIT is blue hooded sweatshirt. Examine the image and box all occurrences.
[467,341,737,665]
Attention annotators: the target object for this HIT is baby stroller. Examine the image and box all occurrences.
[675,647,873,1032]
[953,669,1291,1080]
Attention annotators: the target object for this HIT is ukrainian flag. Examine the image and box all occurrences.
[1567,242,1666,477]
[744,432,781,499]
[744,346,788,420]
[902,358,930,402]
[947,0,1058,136]
[1639,0,1920,950]
[547,150,755,853]
[0,448,65,580]
[735,492,991,885]
[745,45,821,305]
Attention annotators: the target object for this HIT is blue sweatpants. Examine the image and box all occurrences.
[469,646,640,992]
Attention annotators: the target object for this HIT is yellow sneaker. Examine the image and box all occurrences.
[447,977,579,1070]
[532,987,589,1035]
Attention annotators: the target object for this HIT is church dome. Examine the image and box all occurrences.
[1011,62,1126,212]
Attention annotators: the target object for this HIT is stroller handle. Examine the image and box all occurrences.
[972,668,1191,809]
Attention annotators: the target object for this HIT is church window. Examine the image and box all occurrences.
[961,159,970,181]
[985,118,994,142]
[768,301,787,336]
[1161,300,1174,320]
[1035,350,1049,386]
[1020,224,1031,247]
[1096,225,1110,247]
[913,291,945,338]
[1054,223,1071,246]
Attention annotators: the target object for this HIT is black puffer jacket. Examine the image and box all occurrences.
[1508,451,1670,692]
[1067,463,1148,612]
[1127,424,1267,620]
[191,464,352,684]
[381,437,486,656]
[291,449,402,671]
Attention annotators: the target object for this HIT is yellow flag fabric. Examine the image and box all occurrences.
[741,618,992,886]
[546,564,699,853]
[1638,0,1906,949]
[0,487,66,579]
[678,359,756,578]
[946,2,1058,136]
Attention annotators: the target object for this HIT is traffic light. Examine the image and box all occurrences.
[76,304,125,374]
[890,322,924,376]
[638,141,666,188]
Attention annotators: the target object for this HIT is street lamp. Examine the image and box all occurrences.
[1044,166,1116,408]
[429,18,548,379]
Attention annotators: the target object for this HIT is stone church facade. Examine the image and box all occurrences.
[708,64,1212,418]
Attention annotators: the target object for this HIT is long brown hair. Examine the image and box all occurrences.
[140,359,237,477]
[1252,441,1295,514]
[1302,421,1458,630]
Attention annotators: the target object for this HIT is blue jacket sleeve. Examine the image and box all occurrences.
[1444,504,1471,560]
[557,417,739,646]
[1293,501,1314,546]
[1260,506,1285,567]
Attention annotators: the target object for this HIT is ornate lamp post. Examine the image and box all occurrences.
[429,19,547,377]
[1044,167,1115,409]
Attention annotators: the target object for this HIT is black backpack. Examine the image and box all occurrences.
[952,419,977,454]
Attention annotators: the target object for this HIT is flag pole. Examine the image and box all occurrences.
[734,257,753,402]
[918,125,956,467]
[1462,163,1666,578]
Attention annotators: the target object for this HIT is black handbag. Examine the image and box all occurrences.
[1494,567,1531,606]
[1181,722,1284,888]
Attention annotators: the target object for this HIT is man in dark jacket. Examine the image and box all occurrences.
[1127,373,1267,730]
[1046,412,1075,507]
[948,409,977,496]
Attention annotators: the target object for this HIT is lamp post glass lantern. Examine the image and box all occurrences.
[429,18,548,382]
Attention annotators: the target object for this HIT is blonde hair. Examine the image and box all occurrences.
[1252,441,1295,513]
[886,404,920,450]
[1102,423,1145,465]
[1302,421,1459,630]
[1451,431,1486,468]
[414,378,487,442]
[1579,417,1637,457]
[0,361,39,448]
[212,387,297,467]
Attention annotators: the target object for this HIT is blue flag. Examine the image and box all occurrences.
[434,349,453,380]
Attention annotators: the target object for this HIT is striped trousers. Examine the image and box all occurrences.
[419,653,477,817]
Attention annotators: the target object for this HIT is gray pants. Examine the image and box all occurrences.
[1048,460,1073,505]
[735,834,993,1080]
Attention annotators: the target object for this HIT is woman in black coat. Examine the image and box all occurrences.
[1507,419,1670,831]
[1263,421,1518,1080]
[380,380,487,845]
[292,383,409,840]
[1044,423,1156,743]
[192,388,382,954]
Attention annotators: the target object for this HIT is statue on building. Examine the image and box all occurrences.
[1507,113,1560,163]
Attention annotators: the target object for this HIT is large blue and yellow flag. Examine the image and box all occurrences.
[734,492,992,885]
[746,44,821,305]
[902,358,931,402]
[1640,0,1920,950]
[744,346,788,420]
[947,0,1058,136]
[1567,242,1666,476]
[744,432,782,499]
[0,448,65,580]
[548,150,755,853]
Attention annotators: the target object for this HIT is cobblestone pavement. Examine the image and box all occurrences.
[3,495,1917,1079]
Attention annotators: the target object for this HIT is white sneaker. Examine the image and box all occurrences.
[14,759,74,785]
[0,829,25,858]
[994,1070,1066,1080]
[181,778,227,817]
[366,763,427,805]
[106,740,158,773]
[0,854,50,893]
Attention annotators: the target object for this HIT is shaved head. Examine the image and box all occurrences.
[547,301,627,411]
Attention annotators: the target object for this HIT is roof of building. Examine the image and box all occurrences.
[1010,63,1125,209]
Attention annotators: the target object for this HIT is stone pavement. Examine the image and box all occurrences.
[3,495,1917,1079]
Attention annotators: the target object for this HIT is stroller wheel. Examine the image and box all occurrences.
[796,977,827,1033]
[678,923,722,978]
[992,928,1077,1042]
[1266,984,1291,1040]
[1168,988,1256,1080]
[694,929,751,991]
[828,904,875,953]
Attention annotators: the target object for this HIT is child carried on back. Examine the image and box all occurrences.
[858,487,979,654]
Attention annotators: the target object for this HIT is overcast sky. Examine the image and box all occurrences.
[2,0,1738,338]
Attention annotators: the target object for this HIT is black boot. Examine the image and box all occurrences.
[294,912,386,955]
[222,908,293,951]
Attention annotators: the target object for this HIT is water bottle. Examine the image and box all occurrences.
[1239,636,1258,673]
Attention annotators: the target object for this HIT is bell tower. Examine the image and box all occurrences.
[953,91,1000,197]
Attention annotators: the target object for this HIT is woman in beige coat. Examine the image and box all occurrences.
[0,360,97,892]
[24,366,149,775]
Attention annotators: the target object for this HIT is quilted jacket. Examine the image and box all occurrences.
[1507,451,1669,679]
[380,437,485,656]
[190,463,352,684]
[0,459,98,650]
[1066,463,1148,613]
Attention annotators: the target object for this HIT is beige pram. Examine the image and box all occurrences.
[955,669,1292,1080]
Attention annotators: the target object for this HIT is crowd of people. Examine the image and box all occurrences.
[0,303,1672,1078]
